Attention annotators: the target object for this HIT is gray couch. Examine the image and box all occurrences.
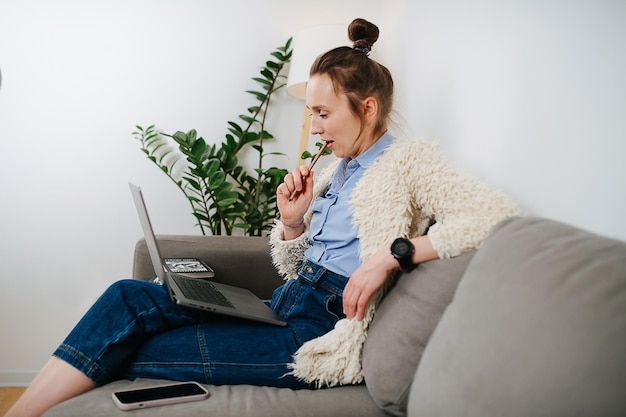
[44,216,626,416]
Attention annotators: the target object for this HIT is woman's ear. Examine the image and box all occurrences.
[362,96,379,125]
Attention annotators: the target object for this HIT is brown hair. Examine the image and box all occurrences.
[309,18,394,137]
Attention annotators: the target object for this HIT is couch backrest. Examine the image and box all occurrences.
[362,248,476,416]
[133,235,283,299]
[409,216,626,416]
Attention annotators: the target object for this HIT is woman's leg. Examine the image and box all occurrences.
[6,279,203,417]
[53,279,205,386]
[5,357,94,417]
[121,317,312,388]
[121,265,348,389]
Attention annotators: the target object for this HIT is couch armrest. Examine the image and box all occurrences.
[133,235,284,299]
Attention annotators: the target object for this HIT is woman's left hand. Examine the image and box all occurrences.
[342,246,398,321]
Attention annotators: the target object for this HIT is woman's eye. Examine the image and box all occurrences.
[319,113,328,119]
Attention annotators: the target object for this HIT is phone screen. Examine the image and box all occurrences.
[114,382,207,404]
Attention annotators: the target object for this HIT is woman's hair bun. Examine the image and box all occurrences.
[348,18,380,52]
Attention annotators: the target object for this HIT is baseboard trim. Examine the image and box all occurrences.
[0,370,37,387]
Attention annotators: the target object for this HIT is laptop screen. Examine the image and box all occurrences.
[129,183,168,282]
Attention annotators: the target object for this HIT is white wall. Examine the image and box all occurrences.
[1,0,624,385]
[399,0,626,239]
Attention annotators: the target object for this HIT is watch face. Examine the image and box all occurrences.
[393,240,411,256]
[391,238,415,271]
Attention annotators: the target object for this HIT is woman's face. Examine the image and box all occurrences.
[306,73,376,159]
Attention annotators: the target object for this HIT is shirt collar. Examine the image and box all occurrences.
[351,130,395,169]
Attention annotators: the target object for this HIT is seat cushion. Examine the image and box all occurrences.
[409,216,626,417]
[44,379,388,417]
[362,250,475,416]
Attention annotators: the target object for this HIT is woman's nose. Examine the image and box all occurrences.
[310,118,322,135]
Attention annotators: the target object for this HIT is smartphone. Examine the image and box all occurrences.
[112,381,209,410]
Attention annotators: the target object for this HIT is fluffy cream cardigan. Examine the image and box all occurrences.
[269,138,521,387]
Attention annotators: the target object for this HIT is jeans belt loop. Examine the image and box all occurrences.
[312,263,326,290]
[302,260,323,289]
[301,260,348,294]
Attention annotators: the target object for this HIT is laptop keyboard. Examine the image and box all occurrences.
[172,276,235,309]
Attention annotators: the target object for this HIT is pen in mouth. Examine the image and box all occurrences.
[288,142,329,202]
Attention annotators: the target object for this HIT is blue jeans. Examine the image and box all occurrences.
[53,260,347,389]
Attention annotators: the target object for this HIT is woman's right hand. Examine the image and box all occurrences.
[276,165,314,236]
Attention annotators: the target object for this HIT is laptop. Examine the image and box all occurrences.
[129,183,287,327]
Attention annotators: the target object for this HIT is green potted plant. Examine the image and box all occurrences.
[133,38,293,236]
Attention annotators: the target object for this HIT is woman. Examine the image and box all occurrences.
[7,18,520,417]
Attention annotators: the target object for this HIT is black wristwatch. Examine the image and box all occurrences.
[390,237,416,272]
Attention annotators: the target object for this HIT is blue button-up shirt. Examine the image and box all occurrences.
[304,131,395,277]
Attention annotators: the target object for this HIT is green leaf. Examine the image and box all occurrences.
[191,138,206,158]
[217,196,239,208]
[208,171,226,190]
[186,129,197,146]
[227,121,242,134]
[224,134,237,151]
[172,131,188,145]
[219,153,236,170]
[193,212,210,222]
[242,132,260,144]
[252,77,272,86]
[271,51,286,60]
[183,176,201,190]
[202,158,220,176]
[246,90,267,101]
[239,114,256,124]
[215,181,233,195]
[227,129,240,140]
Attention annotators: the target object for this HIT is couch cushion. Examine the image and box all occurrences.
[45,379,388,417]
[362,250,475,416]
[409,216,626,417]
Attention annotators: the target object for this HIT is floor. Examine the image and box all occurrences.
[0,387,26,415]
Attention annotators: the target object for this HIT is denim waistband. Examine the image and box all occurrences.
[297,259,349,297]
